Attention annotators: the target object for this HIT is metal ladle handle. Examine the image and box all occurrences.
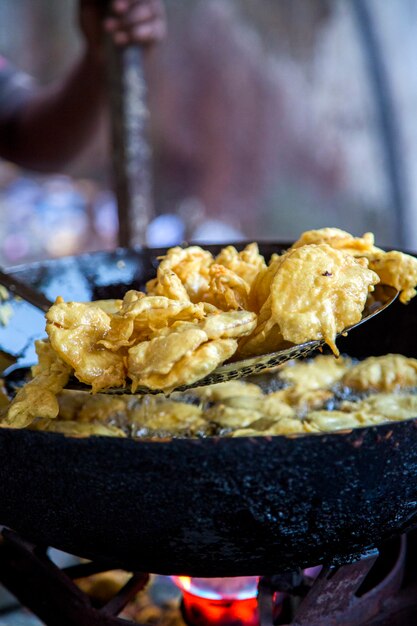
[105,17,153,247]
[0,268,52,313]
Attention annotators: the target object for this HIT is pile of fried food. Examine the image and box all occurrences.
[0,227,417,435]
[9,353,417,439]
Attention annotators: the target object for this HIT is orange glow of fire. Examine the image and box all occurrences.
[172,576,261,626]
[176,575,192,593]
[182,590,259,626]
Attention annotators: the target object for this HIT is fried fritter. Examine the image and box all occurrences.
[129,399,205,436]
[367,251,417,304]
[130,337,238,393]
[146,246,213,302]
[1,340,71,428]
[291,228,417,305]
[341,393,417,422]
[215,243,266,287]
[341,354,417,392]
[242,244,379,356]
[46,301,126,392]
[30,419,126,438]
[191,380,263,402]
[279,355,351,390]
[290,228,378,255]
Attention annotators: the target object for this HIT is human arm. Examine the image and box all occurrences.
[0,0,166,172]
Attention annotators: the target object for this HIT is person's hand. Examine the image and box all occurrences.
[80,0,166,58]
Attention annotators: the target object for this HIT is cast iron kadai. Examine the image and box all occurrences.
[0,242,416,577]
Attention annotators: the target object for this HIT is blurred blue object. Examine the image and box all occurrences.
[146,213,185,247]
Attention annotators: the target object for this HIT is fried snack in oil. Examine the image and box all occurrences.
[290,228,378,255]
[204,404,266,430]
[291,227,417,304]
[241,244,379,356]
[47,301,126,392]
[278,354,351,391]
[340,393,417,422]
[0,340,71,428]
[191,380,263,402]
[130,338,238,392]
[215,243,266,286]
[231,417,318,437]
[129,400,206,436]
[78,395,132,423]
[263,388,333,417]
[305,410,385,432]
[146,246,213,302]
[341,354,417,392]
[128,310,256,392]
[367,251,417,304]
[2,230,416,431]
[204,264,250,310]
[30,419,126,438]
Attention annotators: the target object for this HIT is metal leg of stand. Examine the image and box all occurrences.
[0,528,149,626]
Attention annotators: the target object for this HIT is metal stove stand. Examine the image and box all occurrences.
[1,527,417,626]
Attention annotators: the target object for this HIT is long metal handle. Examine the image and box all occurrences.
[0,269,52,313]
[106,40,153,248]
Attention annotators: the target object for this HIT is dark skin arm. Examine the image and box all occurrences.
[0,0,166,172]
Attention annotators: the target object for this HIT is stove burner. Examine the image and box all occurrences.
[0,527,415,625]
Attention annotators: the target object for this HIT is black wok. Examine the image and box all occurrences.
[0,243,417,577]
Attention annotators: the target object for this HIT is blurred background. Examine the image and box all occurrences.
[0,0,416,266]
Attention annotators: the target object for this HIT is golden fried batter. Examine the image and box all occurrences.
[204,264,250,311]
[128,310,256,392]
[279,355,351,390]
[3,229,416,431]
[129,400,205,436]
[204,404,266,430]
[215,243,266,287]
[242,244,379,356]
[291,228,417,305]
[191,380,263,402]
[290,228,378,255]
[0,340,71,428]
[305,409,383,432]
[341,354,417,392]
[130,338,238,392]
[47,301,126,392]
[341,393,417,422]
[367,251,417,304]
[146,246,213,302]
[30,419,126,438]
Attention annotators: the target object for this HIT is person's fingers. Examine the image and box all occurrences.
[110,0,164,18]
[128,18,166,43]
[111,0,130,15]
[105,0,166,45]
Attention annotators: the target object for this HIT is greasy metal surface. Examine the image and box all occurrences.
[0,243,416,577]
